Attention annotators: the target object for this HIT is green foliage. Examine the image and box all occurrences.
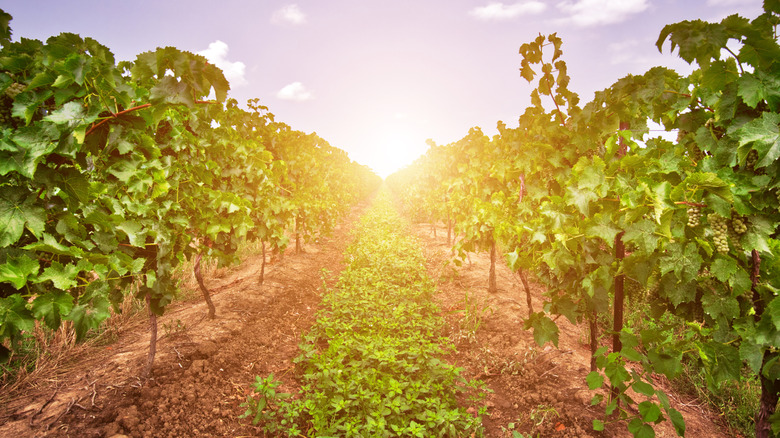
[0,8,381,372]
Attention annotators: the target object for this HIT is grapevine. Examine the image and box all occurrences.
[388,4,780,437]
[0,10,380,378]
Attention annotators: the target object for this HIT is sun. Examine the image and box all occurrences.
[362,119,430,179]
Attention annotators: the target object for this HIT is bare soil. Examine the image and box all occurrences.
[0,203,729,438]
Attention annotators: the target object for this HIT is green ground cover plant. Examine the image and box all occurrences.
[242,191,488,437]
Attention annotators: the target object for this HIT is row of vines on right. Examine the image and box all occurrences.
[387,3,780,437]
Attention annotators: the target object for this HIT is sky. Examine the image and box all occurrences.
[1,0,767,178]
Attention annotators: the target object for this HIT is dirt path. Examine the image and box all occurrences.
[0,201,367,438]
[412,222,730,438]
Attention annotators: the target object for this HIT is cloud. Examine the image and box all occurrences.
[197,40,247,87]
[272,4,307,25]
[556,0,648,27]
[608,39,654,65]
[276,82,313,101]
[470,2,547,20]
[706,0,759,5]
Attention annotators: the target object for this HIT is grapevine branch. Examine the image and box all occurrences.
[674,201,706,207]
[543,71,566,128]
[723,46,745,75]
[84,100,217,137]
[85,103,150,137]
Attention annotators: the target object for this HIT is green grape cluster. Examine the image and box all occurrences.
[0,83,25,127]
[705,117,725,139]
[731,215,748,235]
[625,278,645,298]
[4,82,25,99]
[776,190,780,212]
[688,144,705,162]
[0,106,11,125]
[708,214,729,254]
[686,205,701,227]
[745,149,759,170]
[0,100,12,126]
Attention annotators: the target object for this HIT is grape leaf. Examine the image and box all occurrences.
[735,112,780,168]
[742,215,775,253]
[710,257,737,282]
[44,101,92,127]
[11,88,54,125]
[505,249,521,271]
[647,348,682,378]
[738,70,780,111]
[0,294,34,343]
[525,313,559,347]
[586,371,604,390]
[623,219,659,253]
[740,340,764,375]
[23,232,84,257]
[585,214,621,245]
[0,254,39,289]
[36,261,80,290]
[66,295,111,341]
[660,242,702,284]
[651,181,673,224]
[117,220,147,247]
[701,289,739,320]
[766,296,780,332]
[632,380,655,397]
[0,187,46,247]
[31,291,74,329]
[638,401,662,423]
[657,19,729,67]
[0,9,11,45]
[150,76,194,106]
[566,186,597,216]
[668,408,686,436]
[710,342,741,382]
[684,172,732,201]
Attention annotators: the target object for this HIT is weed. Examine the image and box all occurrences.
[455,290,492,343]
[162,319,186,337]
[500,419,540,438]
[239,373,293,433]
[521,404,559,427]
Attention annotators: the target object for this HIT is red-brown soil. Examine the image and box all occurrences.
[0,203,729,438]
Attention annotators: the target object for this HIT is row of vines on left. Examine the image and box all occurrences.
[0,10,381,377]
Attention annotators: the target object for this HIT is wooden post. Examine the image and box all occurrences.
[488,238,497,293]
[143,294,158,380]
[194,252,216,318]
[611,121,629,400]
